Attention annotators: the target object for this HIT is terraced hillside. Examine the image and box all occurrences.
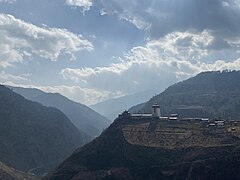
[122,119,240,148]
[46,115,240,180]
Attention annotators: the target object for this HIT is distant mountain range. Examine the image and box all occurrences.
[130,71,240,119]
[11,86,110,140]
[0,85,83,175]
[91,90,157,120]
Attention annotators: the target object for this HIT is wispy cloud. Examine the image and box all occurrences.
[65,0,93,12]
[60,30,240,99]
[0,0,15,4]
[1,0,240,105]
[0,14,94,67]
[98,0,240,39]
[0,71,31,83]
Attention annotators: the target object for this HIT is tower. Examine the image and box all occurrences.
[152,103,161,117]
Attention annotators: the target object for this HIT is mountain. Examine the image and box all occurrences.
[11,86,110,139]
[0,161,38,180]
[45,113,240,180]
[130,70,240,119]
[0,85,83,175]
[91,90,157,120]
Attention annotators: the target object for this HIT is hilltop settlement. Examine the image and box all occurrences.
[120,103,236,129]
[41,71,240,179]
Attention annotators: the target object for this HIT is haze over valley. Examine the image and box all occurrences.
[1,0,240,179]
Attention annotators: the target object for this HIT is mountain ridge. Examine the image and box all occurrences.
[45,114,240,180]
[91,90,157,120]
[0,85,83,175]
[130,71,240,119]
[10,86,110,139]
[45,71,240,180]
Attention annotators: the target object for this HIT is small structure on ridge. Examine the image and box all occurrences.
[152,103,161,117]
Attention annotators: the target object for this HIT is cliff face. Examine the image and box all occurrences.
[46,114,240,180]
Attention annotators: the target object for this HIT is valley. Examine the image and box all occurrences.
[1,1,240,179]
[1,71,240,179]
[45,71,240,180]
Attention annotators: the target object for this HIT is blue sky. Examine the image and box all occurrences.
[0,0,240,105]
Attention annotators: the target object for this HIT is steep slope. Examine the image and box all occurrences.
[0,85,83,175]
[46,115,240,180]
[130,71,240,119]
[0,161,38,180]
[91,90,156,120]
[11,87,110,139]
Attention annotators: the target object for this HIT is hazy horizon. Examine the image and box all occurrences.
[1,0,240,105]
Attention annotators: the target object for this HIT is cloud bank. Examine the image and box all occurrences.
[98,0,240,41]
[0,71,30,83]
[60,30,240,101]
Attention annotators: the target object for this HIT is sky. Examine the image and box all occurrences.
[1,0,240,105]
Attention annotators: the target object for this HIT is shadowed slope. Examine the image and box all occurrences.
[130,71,240,119]
[11,87,110,139]
[0,85,83,175]
[46,115,240,180]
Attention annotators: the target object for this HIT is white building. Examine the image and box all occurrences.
[152,103,161,117]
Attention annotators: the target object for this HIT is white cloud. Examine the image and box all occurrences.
[233,0,240,7]
[65,0,93,12]
[0,14,93,67]
[118,11,151,30]
[98,0,240,42]
[60,30,240,100]
[222,1,230,7]
[3,30,240,105]
[0,71,31,83]
[0,0,15,3]
[97,1,151,30]
[152,30,214,61]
